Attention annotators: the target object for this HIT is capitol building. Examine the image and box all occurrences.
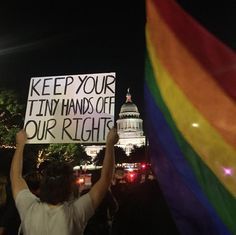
[116,89,146,155]
[85,89,146,157]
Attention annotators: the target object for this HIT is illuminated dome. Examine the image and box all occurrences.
[119,89,140,118]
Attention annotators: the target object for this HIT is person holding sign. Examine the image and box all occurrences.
[10,127,119,235]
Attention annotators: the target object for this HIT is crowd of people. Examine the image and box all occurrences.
[0,128,179,235]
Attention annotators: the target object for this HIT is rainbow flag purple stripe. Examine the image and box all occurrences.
[145,0,236,234]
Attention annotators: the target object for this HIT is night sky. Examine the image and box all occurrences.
[0,1,235,121]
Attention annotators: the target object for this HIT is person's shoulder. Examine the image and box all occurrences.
[16,188,32,199]
[75,192,92,204]
[73,193,94,211]
[15,188,39,207]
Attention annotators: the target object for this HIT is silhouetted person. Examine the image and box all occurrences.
[0,175,7,235]
[0,175,21,235]
[84,170,118,235]
[111,176,180,235]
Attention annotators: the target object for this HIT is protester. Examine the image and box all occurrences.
[10,127,119,235]
[83,170,119,235]
[0,175,7,235]
[0,175,21,235]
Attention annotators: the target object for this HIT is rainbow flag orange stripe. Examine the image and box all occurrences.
[145,0,236,235]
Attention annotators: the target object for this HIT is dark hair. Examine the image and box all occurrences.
[24,171,42,192]
[39,161,75,205]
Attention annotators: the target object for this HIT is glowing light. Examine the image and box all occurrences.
[37,150,45,168]
[141,163,146,169]
[127,168,134,172]
[127,172,136,183]
[191,123,199,127]
[0,145,15,149]
[76,177,85,185]
[223,167,233,176]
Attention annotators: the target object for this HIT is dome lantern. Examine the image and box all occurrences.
[119,88,140,119]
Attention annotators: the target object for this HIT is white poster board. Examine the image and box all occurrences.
[24,72,116,144]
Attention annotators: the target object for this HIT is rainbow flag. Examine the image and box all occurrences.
[145,0,236,234]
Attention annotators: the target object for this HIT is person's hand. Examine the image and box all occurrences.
[16,129,28,146]
[106,127,119,146]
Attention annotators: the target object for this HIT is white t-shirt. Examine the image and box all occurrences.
[15,189,94,235]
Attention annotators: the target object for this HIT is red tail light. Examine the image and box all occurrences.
[141,163,146,169]
[127,172,136,182]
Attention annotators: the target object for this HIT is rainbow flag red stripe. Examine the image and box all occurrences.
[145,0,236,234]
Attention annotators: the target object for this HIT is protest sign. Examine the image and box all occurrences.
[24,72,116,144]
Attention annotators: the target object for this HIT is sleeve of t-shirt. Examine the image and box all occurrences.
[73,193,94,224]
[15,189,38,220]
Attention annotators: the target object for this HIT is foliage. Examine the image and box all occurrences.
[93,148,105,166]
[115,147,129,163]
[1,127,19,146]
[0,88,25,146]
[0,89,25,114]
[43,143,91,166]
[129,145,147,162]
[94,146,127,165]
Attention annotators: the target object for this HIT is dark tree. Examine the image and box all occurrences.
[0,88,25,146]
[94,146,128,166]
[43,143,91,167]
[115,147,128,164]
[129,145,148,163]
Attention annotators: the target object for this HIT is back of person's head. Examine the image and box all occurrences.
[39,161,75,205]
[24,171,42,197]
[0,174,7,206]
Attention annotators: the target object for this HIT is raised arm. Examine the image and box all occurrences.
[89,127,119,209]
[10,129,29,200]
